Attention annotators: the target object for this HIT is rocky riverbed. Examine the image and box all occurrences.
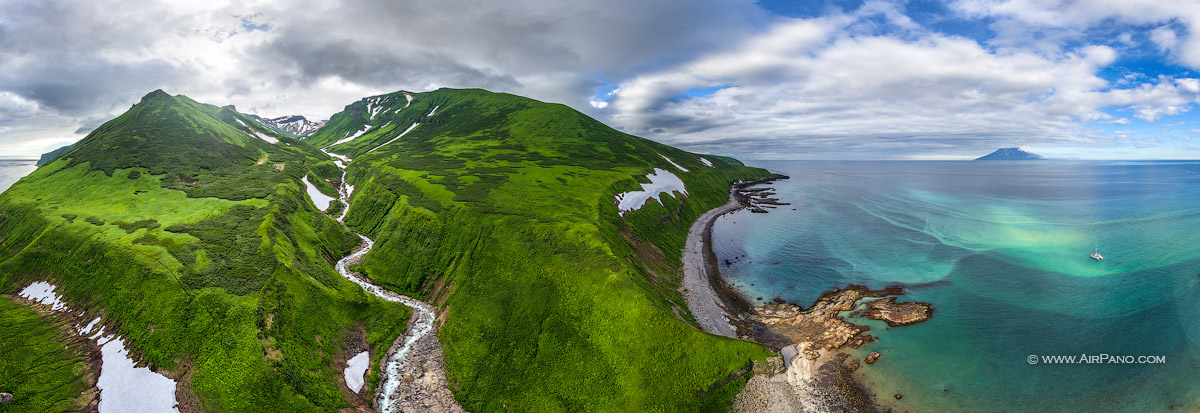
[323,149,463,413]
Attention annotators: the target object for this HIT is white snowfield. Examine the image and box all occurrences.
[427,105,439,117]
[253,115,325,136]
[699,157,714,167]
[366,97,386,120]
[235,119,279,143]
[97,336,179,413]
[303,175,336,211]
[396,93,413,113]
[345,351,370,393]
[18,281,68,311]
[329,125,371,148]
[16,281,179,412]
[79,317,102,335]
[326,151,351,165]
[660,154,689,172]
[366,123,419,154]
[614,168,689,216]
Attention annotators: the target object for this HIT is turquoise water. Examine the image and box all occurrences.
[713,161,1200,411]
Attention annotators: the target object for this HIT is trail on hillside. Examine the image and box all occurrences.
[323,150,463,412]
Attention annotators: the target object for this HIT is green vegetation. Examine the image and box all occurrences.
[0,91,411,412]
[0,296,90,412]
[318,88,775,411]
[3,87,776,412]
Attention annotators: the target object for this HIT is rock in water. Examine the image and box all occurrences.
[863,297,933,327]
[865,351,880,364]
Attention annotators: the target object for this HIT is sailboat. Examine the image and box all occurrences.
[1090,241,1104,261]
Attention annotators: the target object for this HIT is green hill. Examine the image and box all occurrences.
[0,90,409,411]
[321,88,774,411]
[1,87,775,412]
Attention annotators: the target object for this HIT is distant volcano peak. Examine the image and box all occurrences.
[976,147,1043,160]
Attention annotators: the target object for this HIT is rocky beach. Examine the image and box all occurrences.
[683,176,934,412]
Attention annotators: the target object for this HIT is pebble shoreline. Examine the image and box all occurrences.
[682,175,933,413]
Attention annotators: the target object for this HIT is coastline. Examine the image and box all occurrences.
[682,174,932,412]
[681,174,788,338]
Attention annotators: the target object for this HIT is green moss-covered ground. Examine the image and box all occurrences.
[0,91,410,412]
[0,296,90,412]
[318,88,775,411]
[3,87,775,412]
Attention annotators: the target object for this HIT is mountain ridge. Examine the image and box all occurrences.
[245,113,326,137]
[3,87,774,412]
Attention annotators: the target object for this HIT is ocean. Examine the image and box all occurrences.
[0,159,38,194]
[713,160,1200,412]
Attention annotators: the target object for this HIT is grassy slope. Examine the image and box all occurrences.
[0,296,89,412]
[318,88,774,411]
[0,91,410,411]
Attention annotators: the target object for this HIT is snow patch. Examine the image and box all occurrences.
[303,175,336,211]
[325,150,351,164]
[231,118,276,144]
[18,281,67,311]
[365,123,419,154]
[659,154,689,172]
[368,98,386,120]
[614,168,688,216]
[97,336,179,412]
[328,125,371,147]
[344,351,370,393]
[395,93,413,114]
[699,157,714,167]
[427,105,439,117]
[79,317,102,335]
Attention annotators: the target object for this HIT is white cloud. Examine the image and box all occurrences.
[0,0,768,157]
[1151,26,1180,52]
[948,0,1200,67]
[3,0,1200,159]
[606,8,1200,158]
[0,92,40,122]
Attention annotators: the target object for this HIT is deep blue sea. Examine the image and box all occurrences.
[713,160,1200,412]
[0,159,37,194]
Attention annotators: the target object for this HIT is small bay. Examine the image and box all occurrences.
[714,160,1200,411]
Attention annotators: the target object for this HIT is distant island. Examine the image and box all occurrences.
[976,147,1043,160]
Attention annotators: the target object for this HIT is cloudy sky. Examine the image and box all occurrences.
[3,0,1200,159]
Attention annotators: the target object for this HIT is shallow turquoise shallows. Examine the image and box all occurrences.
[713,160,1200,412]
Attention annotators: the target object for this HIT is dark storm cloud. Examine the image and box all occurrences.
[254,37,522,91]
[6,59,188,116]
[0,0,769,157]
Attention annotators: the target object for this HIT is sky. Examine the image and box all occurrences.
[3,0,1200,160]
